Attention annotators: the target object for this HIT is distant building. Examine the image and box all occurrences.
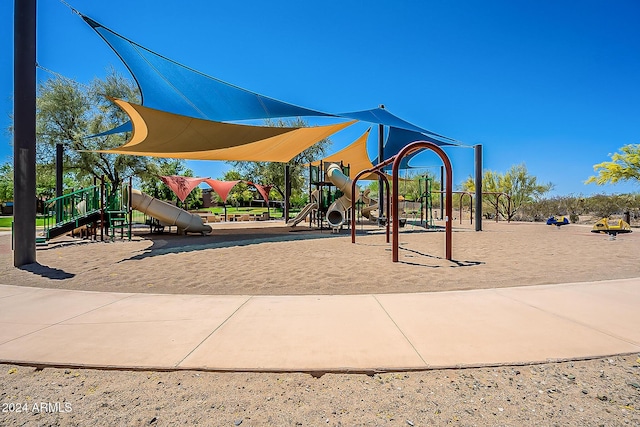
[202,189,215,208]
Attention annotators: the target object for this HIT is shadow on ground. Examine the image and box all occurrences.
[20,262,75,280]
[122,226,345,262]
[398,246,485,268]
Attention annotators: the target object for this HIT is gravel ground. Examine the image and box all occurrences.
[2,354,639,426]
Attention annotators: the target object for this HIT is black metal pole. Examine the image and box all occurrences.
[55,144,63,197]
[475,144,483,231]
[128,177,132,240]
[13,0,37,267]
[284,164,291,222]
[377,104,385,222]
[440,165,444,221]
[55,143,63,222]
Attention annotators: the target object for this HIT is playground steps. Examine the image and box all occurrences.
[105,210,132,240]
[45,211,102,241]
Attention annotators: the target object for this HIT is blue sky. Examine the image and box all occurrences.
[2,0,639,196]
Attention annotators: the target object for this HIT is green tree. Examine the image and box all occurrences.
[0,162,13,202]
[34,70,163,198]
[463,163,552,221]
[227,118,332,203]
[582,193,640,219]
[366,172,441,208]
[519,195,586,222]
[586,144,640,186]
[1,156,75,202]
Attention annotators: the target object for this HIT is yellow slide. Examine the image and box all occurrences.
[130,189,212,235]
[361,188,378,221]
[287,190,319,227]
[326,163,360,228]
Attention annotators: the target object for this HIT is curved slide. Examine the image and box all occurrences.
[361,189,379,221]
[287,190,319,227]
[326,163,360,228]
[130,189,212,235]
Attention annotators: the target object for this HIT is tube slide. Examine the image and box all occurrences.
[287,190,319,227]
[130,189,212,235]
[326,163,360,228]
[361,189,378,221]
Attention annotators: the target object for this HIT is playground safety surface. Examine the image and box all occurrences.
[0,277,639,373]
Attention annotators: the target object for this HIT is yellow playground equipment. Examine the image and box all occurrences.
[591,218,632,238]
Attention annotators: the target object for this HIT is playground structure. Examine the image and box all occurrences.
[12,5,484,266]
[31,176,212,246]
[325,163,359,229]
[418,174,434,227]
[546,215,570,227]
[286,190,319,227]
[360,189,379,221]
[287,161,357,231]
[591,217,632,238]
[354,174,494,228]
[130,189,211,235]
[351,141,453,262]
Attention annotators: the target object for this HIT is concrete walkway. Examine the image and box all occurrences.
[0,278,639,373]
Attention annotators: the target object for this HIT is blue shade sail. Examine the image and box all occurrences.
[81,13,461,156]
[83,16,333,122]
[84,120,133,139]
[372,127,456,170]
[339,108,457,142]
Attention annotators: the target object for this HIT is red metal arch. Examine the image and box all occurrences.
[393,141,453,262]
[350,168,391,244]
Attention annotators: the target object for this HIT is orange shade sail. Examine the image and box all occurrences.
[311,128,378,180]
[94,99,355,163]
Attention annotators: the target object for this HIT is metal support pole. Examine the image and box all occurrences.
[474,144,483,231]
[128,177,132,240]
[55,143,63,223]
[100,176,105,241]
[284,164,291,222]
[377,104,385,219]
[55,144,63,197]
[13,0,37,267]
[440,165,444,221]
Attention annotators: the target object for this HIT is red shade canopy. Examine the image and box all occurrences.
[204,179,241,203]
[160,175,208,202]
[247,182,274,206]
[160,176,274,206]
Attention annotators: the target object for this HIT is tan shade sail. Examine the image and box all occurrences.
[311,128,379,180]
[94,99,355,162]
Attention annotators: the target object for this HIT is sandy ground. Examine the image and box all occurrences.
[1,220,639,425]
[1,220,639,295]
[0,355,638,426]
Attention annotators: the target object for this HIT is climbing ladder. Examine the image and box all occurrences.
[104,182,132,241]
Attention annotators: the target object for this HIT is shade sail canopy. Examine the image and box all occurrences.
[203,179,240,203]
[80,13,460,144]
[83,15,332,122]
[247,182,274,205]
[160,175,208,202]
[372,127,456,170]
[95,99,355,162]
[312,129,378,180]
[339,108,456,141]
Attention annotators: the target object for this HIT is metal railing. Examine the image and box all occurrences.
[43,186,101,239]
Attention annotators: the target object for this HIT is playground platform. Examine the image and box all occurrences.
[0,277,639,373]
